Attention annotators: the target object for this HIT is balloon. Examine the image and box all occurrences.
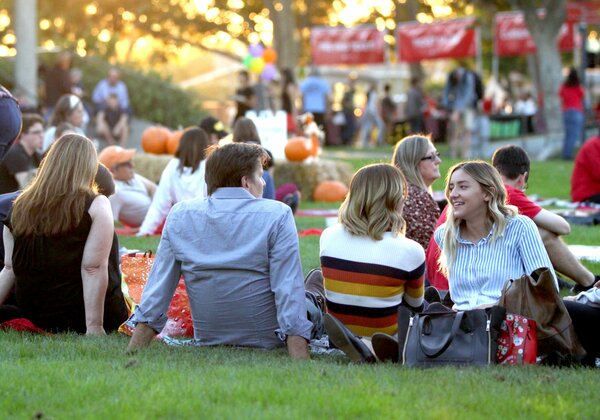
[242,54,253,69]
[261,63,278,81]
[249,57,265,74]
[262,48,277,63]
[249,43,264,58]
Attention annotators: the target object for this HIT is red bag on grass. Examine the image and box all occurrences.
[119,252,193,337]
[496,313,537,365]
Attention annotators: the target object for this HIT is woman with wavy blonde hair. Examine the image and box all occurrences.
[392,134,441,249]
[319,164,426,362]
[0,134,127,334]
[434,161,555,310]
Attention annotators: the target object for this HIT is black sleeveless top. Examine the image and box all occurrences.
[7,195,127,333]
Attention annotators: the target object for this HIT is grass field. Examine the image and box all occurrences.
[2,144,599,419]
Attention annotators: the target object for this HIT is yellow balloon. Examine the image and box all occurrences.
[249,57,265,74]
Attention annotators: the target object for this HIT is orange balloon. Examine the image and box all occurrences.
[167,130,184,155]
[141,126,170,154]
[263,48,278,63]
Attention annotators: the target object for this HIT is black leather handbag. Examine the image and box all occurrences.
[397,305,504,367]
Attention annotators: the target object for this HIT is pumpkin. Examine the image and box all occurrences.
[141,126,170,154]
[313,180,348,202]
[167,130,184,155]
[285,137,312,162]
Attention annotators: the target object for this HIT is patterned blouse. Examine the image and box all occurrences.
[403,184,440,250]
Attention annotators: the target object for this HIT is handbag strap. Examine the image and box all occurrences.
[419,311,465,358]
[397,306,412,364]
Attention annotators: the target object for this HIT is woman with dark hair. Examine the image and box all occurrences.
[232,117,276,199]
[137,127,210,236]
[43,94,86,152]
[560,67,585,160]
[0,134,127,333]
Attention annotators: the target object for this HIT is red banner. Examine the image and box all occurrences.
[396,18,477,63]
[310,26,386,65]
[495,11,576,57]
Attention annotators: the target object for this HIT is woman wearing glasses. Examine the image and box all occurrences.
[43,94,86,152]
[392,135,441,249]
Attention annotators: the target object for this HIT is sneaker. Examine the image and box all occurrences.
[305,269,325,311]
[324,314,376,364]
[372,333,399,363]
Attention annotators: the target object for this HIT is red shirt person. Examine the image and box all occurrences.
[571,135,600,204]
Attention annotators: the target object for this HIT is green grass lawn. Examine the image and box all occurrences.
[3,146,599,418]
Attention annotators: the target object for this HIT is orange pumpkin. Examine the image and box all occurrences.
[167,130,184,155]
[285,137,312,162]
[141,126,170,154]
[313,181,348,202]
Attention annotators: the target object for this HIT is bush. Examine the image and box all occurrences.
[0,54,205,128]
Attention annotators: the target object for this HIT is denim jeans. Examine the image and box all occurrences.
[562,109,584,160]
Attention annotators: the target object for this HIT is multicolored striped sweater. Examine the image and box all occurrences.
[320,223,425,337]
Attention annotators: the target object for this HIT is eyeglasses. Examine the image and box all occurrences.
[420,151,441,161]
[116,161,133,168]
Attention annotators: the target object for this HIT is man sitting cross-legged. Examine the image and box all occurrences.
[127,143,323,360]
[491,145,597,290]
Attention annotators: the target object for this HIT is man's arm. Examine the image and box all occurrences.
[269,208,313,360]
[532,208,571,236]
[126,226,181,351]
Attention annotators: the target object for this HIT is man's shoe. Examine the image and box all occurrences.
[372,333,399,363]
[305,269,326,311]
[324,314,375,364]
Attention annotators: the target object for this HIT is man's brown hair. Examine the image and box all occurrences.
[205,143,267,195]
[21,113,44,134]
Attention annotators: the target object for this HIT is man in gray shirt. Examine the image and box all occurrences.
[127,143,318,359]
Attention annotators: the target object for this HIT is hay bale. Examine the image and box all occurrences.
[273,159,354,199]
[133,153,172,183]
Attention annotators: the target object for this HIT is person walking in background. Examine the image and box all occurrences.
[559,67,585,160]
[405,77,427,135]
[360,81,385,147]
[233,70,256,122]
[380,84,397,142]
[299,67,331,130]
[442,67,477,158]
[340,77,357,146]
[44,51,73,118]
[281,68,299,135]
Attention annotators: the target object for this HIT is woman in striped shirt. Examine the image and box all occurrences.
[320,164,425,340]
[434,161,555,310]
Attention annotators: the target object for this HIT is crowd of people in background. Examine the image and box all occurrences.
[0,51,599,366]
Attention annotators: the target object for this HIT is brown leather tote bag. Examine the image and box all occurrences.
[498,268,586,358]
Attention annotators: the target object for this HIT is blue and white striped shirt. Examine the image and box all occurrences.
[434,215,556,310]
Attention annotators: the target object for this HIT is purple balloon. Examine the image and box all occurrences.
[249,43,264,58]
[261,63,278,81]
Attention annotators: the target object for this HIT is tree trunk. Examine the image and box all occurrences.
[267,0,298,71]
[512,0,566,157]
[397,0,423,81]
[14,0,38,107]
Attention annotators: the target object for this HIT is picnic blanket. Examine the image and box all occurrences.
[0,318,47,333]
